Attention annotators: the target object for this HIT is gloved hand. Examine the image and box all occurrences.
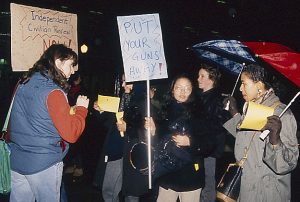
[262,115,282,145]
[223,96,238,116]
[76,95,89,108]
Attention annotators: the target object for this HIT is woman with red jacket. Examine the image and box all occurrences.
[9,44,89,202]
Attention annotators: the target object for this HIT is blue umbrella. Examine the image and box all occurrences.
[192,40,256,76]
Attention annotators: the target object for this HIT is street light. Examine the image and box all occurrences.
[80,44,88,53]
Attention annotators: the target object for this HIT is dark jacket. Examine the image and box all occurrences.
[93,83,157,197]
[195,88,230,158]
[122,86,158,196]
[156,99,214,192]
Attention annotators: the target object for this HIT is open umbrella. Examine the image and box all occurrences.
[242,42,300,88]
[192,40,256,76]
[242,42,300,139]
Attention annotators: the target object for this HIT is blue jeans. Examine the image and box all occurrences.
[200,157,216,202]
[102,158,123,202]
[10,162,63,202]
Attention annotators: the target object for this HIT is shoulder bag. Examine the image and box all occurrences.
[0,93,16,194]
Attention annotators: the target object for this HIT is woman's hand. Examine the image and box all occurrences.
[172,134,190,147]
[76,95,89,108]
[223,96,238,116]
[144,117,156,136]
[93,100,104,113]
[116,119,127,133]
[262,115,282,145]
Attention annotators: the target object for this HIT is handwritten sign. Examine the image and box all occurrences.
[10,3,78,71]
[117,13,168,82]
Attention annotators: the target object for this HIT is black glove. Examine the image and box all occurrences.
[223,96,238,116]
[262,115,282,145]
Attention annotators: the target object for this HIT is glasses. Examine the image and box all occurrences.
[174,85,192,93]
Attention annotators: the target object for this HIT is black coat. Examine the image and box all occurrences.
[155,99,215,192]
[122,89,159,197]
[194,88,230,158]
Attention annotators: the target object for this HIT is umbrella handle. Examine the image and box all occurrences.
[225,100,230,111]
[260,91,300,140]
[259,130,270,140]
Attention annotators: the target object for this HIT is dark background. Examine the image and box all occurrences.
[1,0,300,81]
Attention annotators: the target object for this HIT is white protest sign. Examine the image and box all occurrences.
[10,3,78,71]
[117,13,168,82]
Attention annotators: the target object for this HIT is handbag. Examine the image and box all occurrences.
[154,138,192,172]
[0,132,11,194]
[0,95,16,194]
[129,137,192,179]
[216,162,243,202]
[0,83,18,194]
[216,132,256,202]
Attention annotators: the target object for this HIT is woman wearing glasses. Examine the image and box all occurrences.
[150,74,214,202]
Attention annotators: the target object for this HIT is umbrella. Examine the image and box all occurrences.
[192,40,256,76]
[242,42,300,88]
[242,42,300,140]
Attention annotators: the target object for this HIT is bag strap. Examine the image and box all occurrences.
[2,95,16,132]
[238,101,282,167]
[238,131,256,167]
[1,81,20,134]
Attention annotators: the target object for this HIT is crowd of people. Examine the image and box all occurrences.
[2,44,299,202]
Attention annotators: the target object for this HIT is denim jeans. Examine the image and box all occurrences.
[10,162,63,202]
[102,158,123,202]
[200,157,216,202]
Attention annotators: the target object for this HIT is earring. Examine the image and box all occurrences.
[257,89,262,96]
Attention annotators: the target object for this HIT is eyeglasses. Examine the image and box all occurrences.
[174,85,192,93]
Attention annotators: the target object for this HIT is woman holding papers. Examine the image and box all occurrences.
[223,64,299,202]
[93,75,155,202]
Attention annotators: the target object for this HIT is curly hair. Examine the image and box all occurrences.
[21,44,78,91]
[242,64,275,90]
[199,63,221,88]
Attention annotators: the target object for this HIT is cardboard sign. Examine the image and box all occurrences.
[117,13,168,82]
[97,95,120,113]
[10,3,78,71]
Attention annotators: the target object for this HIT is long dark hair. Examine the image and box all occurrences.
[21,44,78,91]
[159,74,195,120]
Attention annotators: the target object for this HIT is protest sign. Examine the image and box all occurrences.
[117,13,168,82]
[10,3,78,71]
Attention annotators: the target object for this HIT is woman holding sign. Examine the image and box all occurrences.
[223,64,298,202]
[93,75,156,202]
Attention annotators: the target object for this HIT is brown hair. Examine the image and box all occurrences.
[21,44,78,91]
[199,64,221,88]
